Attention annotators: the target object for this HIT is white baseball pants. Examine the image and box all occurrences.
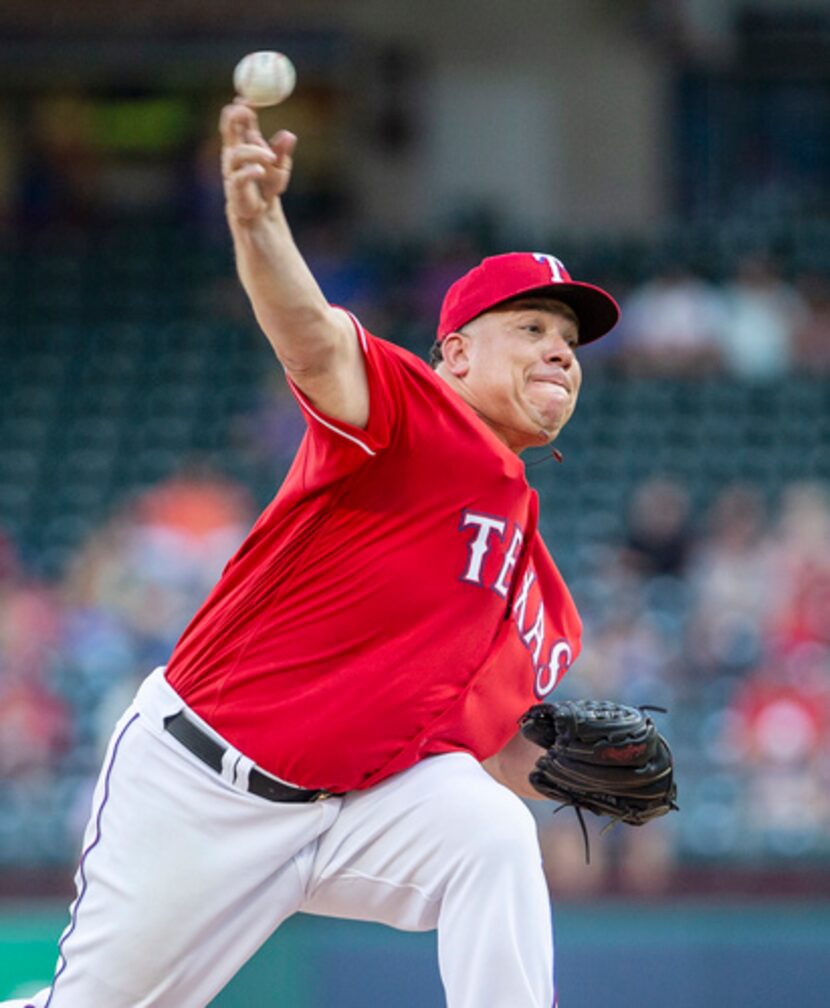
[8,669,555,1008]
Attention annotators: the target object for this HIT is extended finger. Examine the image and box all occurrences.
[269,129,298,157]
[270,130,297,168]
[222,143,277,177]
[219,102,261,147]
[268,130,297,176]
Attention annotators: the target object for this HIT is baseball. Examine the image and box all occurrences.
[233,51,296,107]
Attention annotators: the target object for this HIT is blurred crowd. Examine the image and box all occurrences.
[0,468,257,863]
[600,256,830,379]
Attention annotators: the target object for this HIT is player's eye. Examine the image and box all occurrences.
[522,323,543,335]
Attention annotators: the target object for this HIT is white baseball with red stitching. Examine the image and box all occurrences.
[233,51,296,107]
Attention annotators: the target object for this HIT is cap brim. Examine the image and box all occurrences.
[491,281,620,345]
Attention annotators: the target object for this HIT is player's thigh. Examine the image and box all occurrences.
[301,752,541,930]
[49,715,337,1006]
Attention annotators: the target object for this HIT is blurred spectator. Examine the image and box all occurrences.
[0,673,70,778]
[0,580,62,690]
[574,598,682,706]
[794,273,830,373]
[687,484,772,677]
[620,476,695,578]
[616,265,727,375]
[55,466,256,764]
[64,464,255,646]
[720,255,807,382]
[132,463,254,552]
[764,482,830,656]
[732,672,828,769]
[720,648,830,854]
[0,576,70,777]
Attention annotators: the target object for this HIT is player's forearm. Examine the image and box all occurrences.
[482,731,544,800]
[228,204,344,373]
[219,103,367,425]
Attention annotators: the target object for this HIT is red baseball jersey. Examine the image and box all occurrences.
[165,312,582,791]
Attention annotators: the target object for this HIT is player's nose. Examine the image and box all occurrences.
[543,335,576,368]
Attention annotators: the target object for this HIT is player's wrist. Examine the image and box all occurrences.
[227,203,288,249]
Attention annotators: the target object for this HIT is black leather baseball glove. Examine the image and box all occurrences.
[519,699,677,857]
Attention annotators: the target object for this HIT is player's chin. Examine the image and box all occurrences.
[528,402,574,441]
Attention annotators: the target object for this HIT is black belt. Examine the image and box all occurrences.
[163,711,335,803]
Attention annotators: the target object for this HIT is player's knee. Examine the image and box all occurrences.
[482,797,540,864]
[451,780,541,871]
[414,756,541,870]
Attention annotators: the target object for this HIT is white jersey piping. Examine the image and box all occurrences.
[287,307,376,457]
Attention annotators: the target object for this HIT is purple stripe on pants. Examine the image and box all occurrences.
[44,712,140,1008]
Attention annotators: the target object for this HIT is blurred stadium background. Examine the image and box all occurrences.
[0,1,828,1005]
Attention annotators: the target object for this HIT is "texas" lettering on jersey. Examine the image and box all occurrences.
[459,509,572,698]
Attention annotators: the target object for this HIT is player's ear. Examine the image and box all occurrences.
[439,331,472,377]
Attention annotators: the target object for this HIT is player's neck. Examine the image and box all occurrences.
[435,367,547,456]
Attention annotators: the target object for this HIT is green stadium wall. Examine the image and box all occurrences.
[1,901,828,1007]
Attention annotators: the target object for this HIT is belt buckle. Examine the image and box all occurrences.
[312,790,333,802]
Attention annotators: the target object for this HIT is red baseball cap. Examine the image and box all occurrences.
[437,252,620,345]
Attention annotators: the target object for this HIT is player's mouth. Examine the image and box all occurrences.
[529,375,571,398]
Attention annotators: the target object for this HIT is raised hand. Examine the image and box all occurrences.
[220,101,297,223]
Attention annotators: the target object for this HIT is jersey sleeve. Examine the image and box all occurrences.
[284,309,402,472]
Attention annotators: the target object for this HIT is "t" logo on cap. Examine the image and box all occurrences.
[532,253,567,283]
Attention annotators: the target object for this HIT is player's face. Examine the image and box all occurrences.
[444,298,582,453]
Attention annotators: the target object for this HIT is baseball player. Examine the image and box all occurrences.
[6,101,622,1008]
